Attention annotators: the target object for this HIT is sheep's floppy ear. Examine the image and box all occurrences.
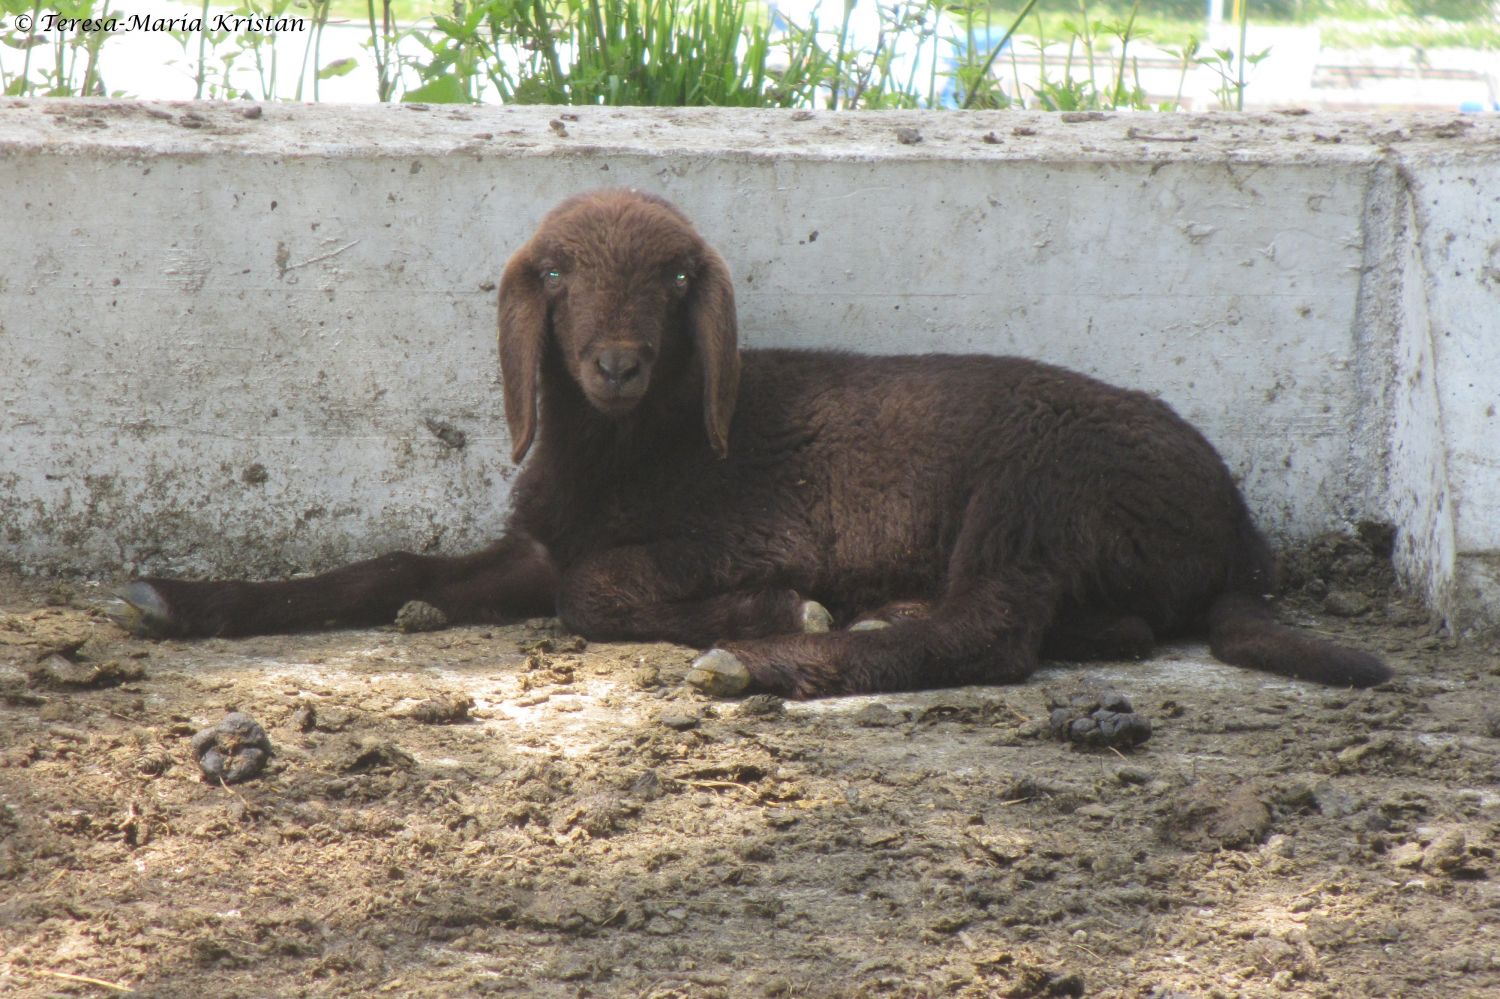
[690,248,740,459]
[498,250,546,464]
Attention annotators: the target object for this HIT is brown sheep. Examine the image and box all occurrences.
[116,189,1390,698]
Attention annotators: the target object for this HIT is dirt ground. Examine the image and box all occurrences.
[2,535,1498,998]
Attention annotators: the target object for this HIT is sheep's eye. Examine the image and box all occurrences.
[673,272,689,289]
[543,268,562,285]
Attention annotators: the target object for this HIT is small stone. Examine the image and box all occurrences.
[894,126,923,145]
[394,600,448,632]
[659,711,699,731]
[738,694,785,718]
[1422,829,1468,873]
[1115,766,1152,786]
[312,705,355,731]
[853,703,903,727]
[400,695,473,725]
[1389,842,1425,869]
[289,703,317,732]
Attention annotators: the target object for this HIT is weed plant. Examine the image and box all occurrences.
[403,0,801,105]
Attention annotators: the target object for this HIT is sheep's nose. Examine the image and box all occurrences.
[596,349,643,388]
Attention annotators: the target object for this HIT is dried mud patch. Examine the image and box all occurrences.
[2,570,1498,997]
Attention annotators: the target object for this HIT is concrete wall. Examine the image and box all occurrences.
[1,101,1496,630]
[1415,156,1500,630]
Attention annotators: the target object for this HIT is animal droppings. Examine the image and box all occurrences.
[191,712,273,784]
[1048,689,1151,750]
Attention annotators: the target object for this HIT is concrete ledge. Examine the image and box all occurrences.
[1,100,1497,630]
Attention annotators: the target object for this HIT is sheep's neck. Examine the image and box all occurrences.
[535,353,704,481]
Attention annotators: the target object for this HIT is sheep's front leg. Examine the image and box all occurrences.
[689,577,1056,699]
[556,544,829,647]
[691,627,1039,699]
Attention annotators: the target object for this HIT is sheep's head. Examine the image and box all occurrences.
[499,190,740,463]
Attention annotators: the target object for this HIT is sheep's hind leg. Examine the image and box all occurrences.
[561,582,832,650]
[556,544,834,647]
[112,534,555,638]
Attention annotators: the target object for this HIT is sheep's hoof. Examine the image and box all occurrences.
[107,582,175,638]
[686,649,751,697]
[800,600,833,633]
[849,618,892,632]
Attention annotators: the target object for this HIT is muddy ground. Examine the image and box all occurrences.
[2,537,1498,998]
